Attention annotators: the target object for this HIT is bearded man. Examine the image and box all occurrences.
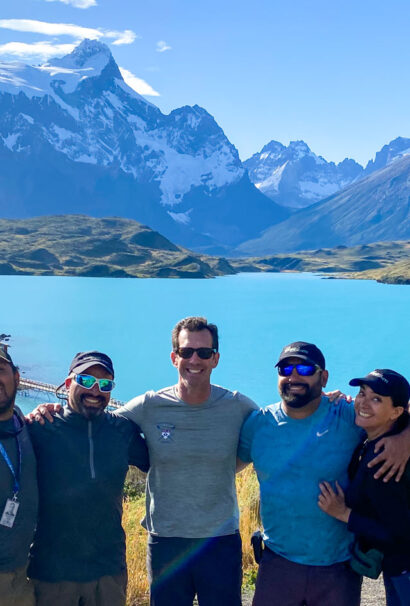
[27,351,149,606]
[237,341,410,606]
[0,344,38,606]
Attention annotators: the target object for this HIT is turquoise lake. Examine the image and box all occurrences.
[0,273,408,415]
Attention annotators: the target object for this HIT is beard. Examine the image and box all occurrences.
[279,378,323,409]
[0,379,18,417]
[70,393,107,419]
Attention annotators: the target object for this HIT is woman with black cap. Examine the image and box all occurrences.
[318,369,410,606]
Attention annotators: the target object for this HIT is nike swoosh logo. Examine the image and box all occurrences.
[316,429,329,437]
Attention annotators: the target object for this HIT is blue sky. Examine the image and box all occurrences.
[1,0,409,165]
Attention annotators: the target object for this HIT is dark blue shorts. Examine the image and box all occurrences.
[147,532,242,606]
[252,546,362,606]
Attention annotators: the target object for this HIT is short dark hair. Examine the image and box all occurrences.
[172,316,219,352]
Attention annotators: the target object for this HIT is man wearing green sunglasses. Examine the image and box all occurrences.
[237,341,410,606]
[27,351,149,606]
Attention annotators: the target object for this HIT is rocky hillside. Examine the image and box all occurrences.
[0,215,238,279]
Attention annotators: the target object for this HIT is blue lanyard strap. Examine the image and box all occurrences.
[0,416,21,496]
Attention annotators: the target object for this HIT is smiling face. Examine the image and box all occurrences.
[354,384,404,439]
[66,364,112,419]
[0,360,19,420]
[171,328,220,397]
[278,356,328,412]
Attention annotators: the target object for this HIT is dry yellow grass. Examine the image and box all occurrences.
[123,466,260,605]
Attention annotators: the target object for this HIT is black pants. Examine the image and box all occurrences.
[147,533,242,606]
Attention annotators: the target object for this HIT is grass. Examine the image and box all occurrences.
[0,215,408,283]
[123,466,260,605]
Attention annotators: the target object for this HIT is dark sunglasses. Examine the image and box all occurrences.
[73,374,115,392]
[176,347,216,360]
[278,363,321,377]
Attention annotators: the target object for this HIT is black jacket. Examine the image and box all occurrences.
[346,428,410,576]
[0,408,38,572]
[27,406,149,582]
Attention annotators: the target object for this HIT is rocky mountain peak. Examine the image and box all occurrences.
[364,136,410,176]
[260,140,286,157]
[288,140,311,155]
[53,39,113,69]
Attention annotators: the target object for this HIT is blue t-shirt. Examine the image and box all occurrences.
[238,396,363,565]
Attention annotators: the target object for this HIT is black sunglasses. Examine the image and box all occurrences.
[278,363,321,377]
[176,347,217,360]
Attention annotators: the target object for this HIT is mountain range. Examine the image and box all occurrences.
[0,39,409,256]
[237,154,410,254]
[0,39,288,254]
[244,137,410,209]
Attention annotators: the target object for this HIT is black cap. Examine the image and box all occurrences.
[349,369,409,407]
[275,341,326,369]
[69,351,114,378]
[0,344,13,366]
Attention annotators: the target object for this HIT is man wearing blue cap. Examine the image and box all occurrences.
[27,351,149,606]
[238,342,410,606]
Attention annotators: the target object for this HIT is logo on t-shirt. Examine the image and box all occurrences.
[157,423,175,443]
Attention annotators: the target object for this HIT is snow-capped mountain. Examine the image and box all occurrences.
[236,154,410,255]
[0,40,288,253]
[244,140,363,209]
[244,137,410,210]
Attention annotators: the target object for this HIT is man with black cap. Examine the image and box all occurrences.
[0,344,37,606]
[27,351,149,606]
[237,341,410,606]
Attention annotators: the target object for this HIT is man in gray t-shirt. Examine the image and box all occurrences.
[117,316,258,606]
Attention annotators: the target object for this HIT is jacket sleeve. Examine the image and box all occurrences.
[128,424,150,472]
[348,468,410,548]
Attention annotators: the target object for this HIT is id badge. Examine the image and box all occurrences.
[0,497,20,528]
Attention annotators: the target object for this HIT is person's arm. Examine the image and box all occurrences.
[128,424,150,472]
[368,425,410,482]
[319,472,410,548]
[318,481,351,523]
[324,390,353,404]
[25,403,62,424]
[236,409,260,473]
[236,458,250,473]
[114,393,146,426]
[348,469,410,547]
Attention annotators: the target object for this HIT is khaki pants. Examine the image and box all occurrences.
[0,566,35,606]
[33,572,127,606]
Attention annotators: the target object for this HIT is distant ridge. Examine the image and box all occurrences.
[236,154,410,255]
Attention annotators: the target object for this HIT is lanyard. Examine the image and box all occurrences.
[0,415,21,496]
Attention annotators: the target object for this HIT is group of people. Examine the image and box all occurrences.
[0,315,409,606]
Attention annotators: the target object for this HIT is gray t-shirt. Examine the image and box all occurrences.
[117,385,258,538]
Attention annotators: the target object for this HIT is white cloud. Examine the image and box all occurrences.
[0,19,137,46]
[112,30,136,46]
[156,40,171,53]
[44,0,97,8]
[119,67,160,96]
[0,41,76,60]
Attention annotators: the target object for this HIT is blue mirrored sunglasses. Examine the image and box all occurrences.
[73,374,115,392]
[278,363,320,377]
